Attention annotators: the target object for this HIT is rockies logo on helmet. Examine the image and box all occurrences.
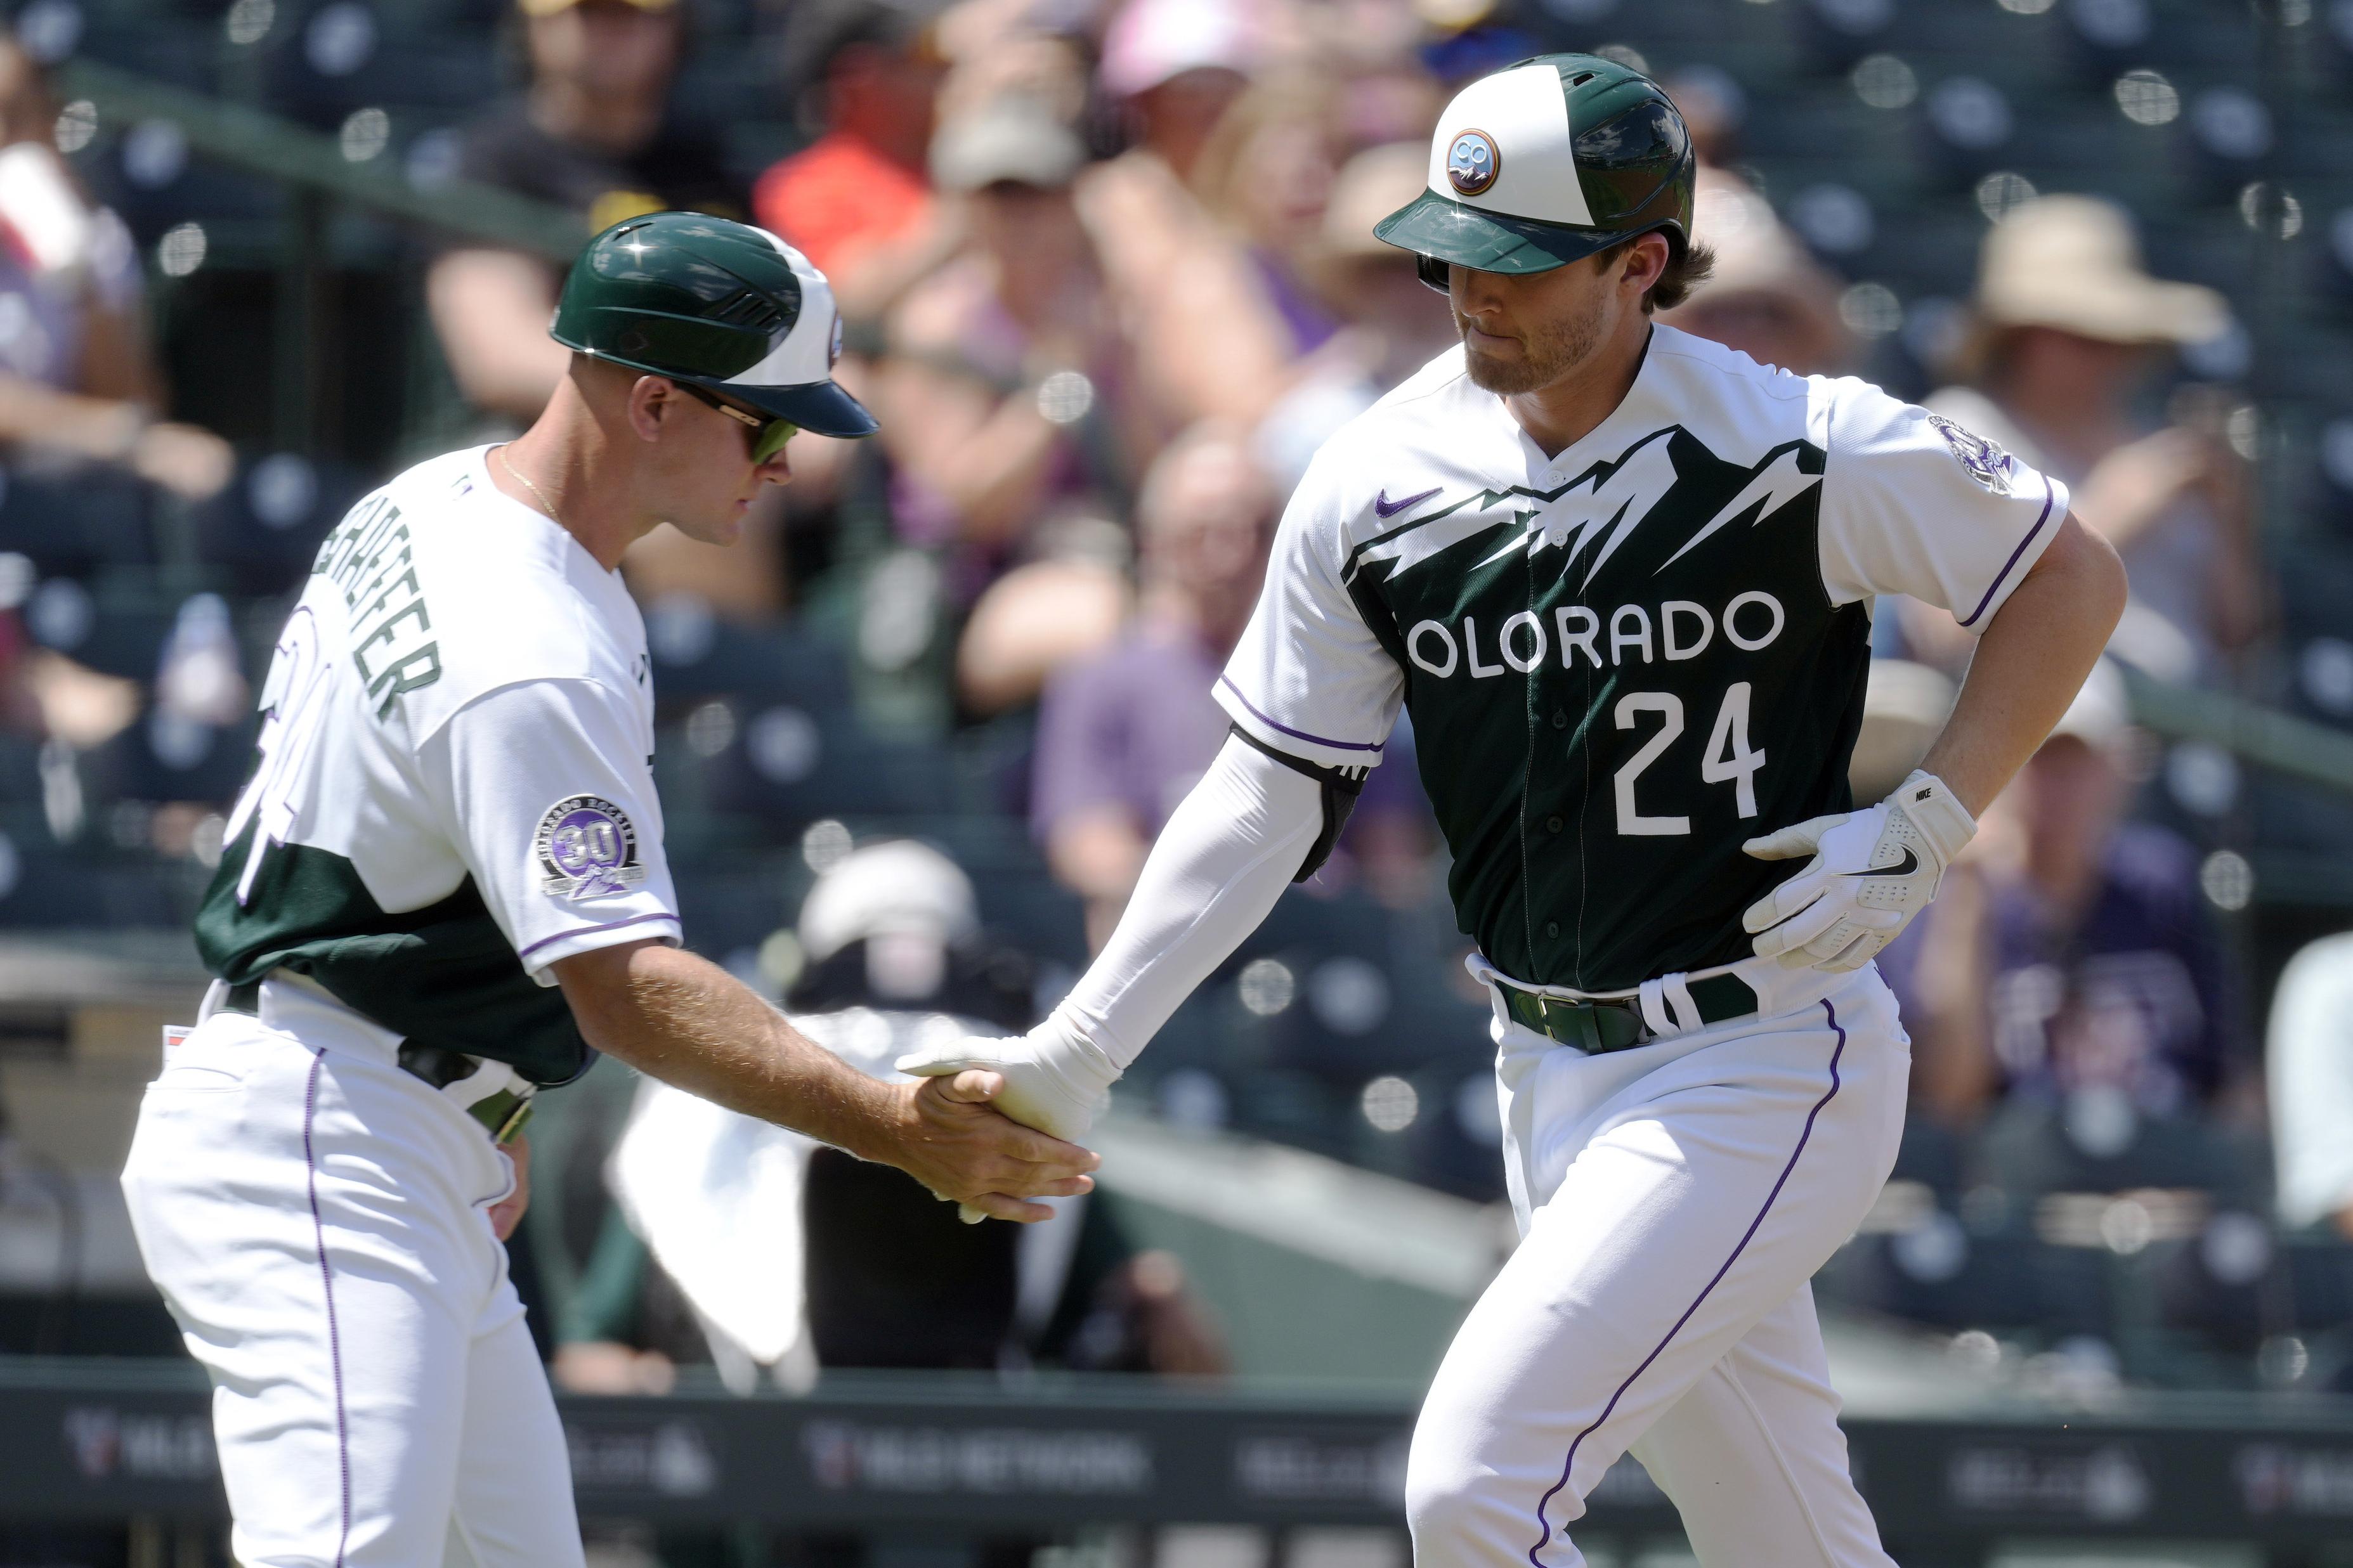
[1446,129,1501,197]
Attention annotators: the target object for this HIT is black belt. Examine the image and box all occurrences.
[1497,971,1759,1054]
[218,980,535,1144]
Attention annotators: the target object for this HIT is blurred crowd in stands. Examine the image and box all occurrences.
[0,0,2350,1406]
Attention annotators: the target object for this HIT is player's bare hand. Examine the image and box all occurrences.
[889,1070,1098,1224]
[487,1132,531,1241]
[897,1023,1122,1223]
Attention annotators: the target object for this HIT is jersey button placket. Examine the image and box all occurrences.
[1551,709,1568,729]
[1546,815,1565,833]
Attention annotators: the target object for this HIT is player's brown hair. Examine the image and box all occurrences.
[1594,233,1719,314]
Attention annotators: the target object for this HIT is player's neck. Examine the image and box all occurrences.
[1502,317,1653,461]
[494,395,646,572]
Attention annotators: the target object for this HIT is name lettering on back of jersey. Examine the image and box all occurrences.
[313,495,443,719]
[534,794,645,900]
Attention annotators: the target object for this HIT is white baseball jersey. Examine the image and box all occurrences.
[1216,325,2068,990]
[195,444,682,1084]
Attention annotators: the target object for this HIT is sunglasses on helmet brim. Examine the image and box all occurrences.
[677,381,798,464]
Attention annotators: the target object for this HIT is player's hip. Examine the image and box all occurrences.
[1475,956,1908,1225]
[123,982,516,1214]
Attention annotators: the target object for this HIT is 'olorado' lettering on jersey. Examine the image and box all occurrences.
[1337,418,1842,988]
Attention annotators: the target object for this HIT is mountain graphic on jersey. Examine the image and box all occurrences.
[1343,425,1823,596]
[1335,423,1868,993]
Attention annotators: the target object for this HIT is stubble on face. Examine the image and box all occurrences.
[1459,280,1608,395]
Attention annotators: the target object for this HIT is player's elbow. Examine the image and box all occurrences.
[552,938,679,1059]
[2037,512,2128,641]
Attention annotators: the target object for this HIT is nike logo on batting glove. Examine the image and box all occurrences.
[896,1013,1121,1224]
[1738,770,1976,973]
[1841,846,1920,878]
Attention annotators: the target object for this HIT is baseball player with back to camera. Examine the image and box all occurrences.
[899,56,2127,1568]
[118,212,1098,1567]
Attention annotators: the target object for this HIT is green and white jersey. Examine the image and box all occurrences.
[193,446,681,1085]
[1217,325,2066,992]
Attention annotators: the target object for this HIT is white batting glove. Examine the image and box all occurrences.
[896,1012,1121,1224]
[1740,770,1976,973]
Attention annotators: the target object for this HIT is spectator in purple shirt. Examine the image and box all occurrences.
[1031,422,1274,947]
[1885,660,2238,1128]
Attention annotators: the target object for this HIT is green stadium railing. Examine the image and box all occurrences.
[2121,665,2353,802]
[55,58,583,453]
[56,58,582,262]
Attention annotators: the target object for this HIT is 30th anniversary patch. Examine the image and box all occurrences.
[535,794,644,899]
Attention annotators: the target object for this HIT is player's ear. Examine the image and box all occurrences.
[625,375,673,444]
[1620,233,1671,299]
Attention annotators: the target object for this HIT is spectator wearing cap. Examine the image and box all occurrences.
[1881,661,2241,1129]
[1080,0,1310,432]
[874,94,1158,594]
[1905,196,2259,685]
[427,0,744,427]
[0,40,230,502]
[1100,0,1263,188]
[1659,171,1854,378]
[603,839,1227,1385]
[754,0,955,324]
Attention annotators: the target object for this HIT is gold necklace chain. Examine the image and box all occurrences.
[495,443,559,524]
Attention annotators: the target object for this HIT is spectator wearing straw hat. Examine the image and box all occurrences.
[1660,171,1855,379]
[1900,196,2259,685]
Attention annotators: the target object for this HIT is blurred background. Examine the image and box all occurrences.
[0,0,2348,1564]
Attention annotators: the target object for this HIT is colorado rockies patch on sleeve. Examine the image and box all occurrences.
[1926,413,2019,496]
[534,795,646,899]
[1812,378,2071,629]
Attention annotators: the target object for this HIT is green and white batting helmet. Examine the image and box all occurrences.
[550,211,878,440]
[1375,53,1696,285]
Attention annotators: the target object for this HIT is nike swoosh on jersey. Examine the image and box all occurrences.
[1372,486,1441,519]
[1841,847,1920,878]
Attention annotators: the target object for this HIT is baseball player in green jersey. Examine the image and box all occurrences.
[898,58,2125,1567]
[121,214,1096,1567]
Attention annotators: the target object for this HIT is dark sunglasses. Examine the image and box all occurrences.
[677,382,797,463]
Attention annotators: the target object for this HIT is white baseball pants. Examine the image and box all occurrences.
[1407,963,1908,1568]
[120,982,584,1568]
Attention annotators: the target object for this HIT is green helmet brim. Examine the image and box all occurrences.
[710,376,879,440]
[1372,188,1625,276]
